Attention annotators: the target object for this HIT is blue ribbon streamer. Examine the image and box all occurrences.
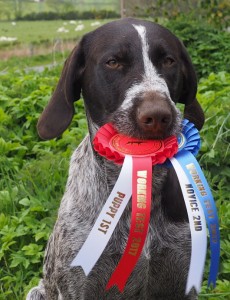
[174,150,220,286]
[164,119,220,287]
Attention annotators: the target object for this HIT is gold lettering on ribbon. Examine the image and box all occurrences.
[185,184,202,231]
[186,164,219,246]
[204,199,218,244]
[134,212,146,233]
[186,163,207,196]
[127,170,148,255]
[97,191,125,235]
[137,171,147,209]
[128,237,142,256]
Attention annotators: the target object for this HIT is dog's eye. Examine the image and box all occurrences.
[163,56,175,67]
[106,59,120,69]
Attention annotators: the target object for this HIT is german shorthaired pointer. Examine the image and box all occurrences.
[27,18,204,300]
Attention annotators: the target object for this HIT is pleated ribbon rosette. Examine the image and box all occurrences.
[71,120,220,295]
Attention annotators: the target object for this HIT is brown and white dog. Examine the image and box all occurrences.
[27,18,204,300]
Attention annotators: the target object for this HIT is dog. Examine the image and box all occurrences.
[27,18,205,300]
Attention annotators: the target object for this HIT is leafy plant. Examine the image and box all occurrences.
[0,66,88,298]
[133,0,230,29]
[165,16,230,79]
[197,72,230,299]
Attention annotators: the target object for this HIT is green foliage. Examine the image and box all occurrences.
[198,0,230,29]
[197,72,230,299]
[0,66,88,299]
[0,0,120,21]
[165,16,230,79]
[133,0,230,29]
[16,9,120,21]
[0,52,68,72]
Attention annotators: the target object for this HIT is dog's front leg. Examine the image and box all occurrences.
[26,279,46,300]
[26,232,60,300]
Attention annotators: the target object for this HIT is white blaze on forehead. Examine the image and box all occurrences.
[121,24,173,110]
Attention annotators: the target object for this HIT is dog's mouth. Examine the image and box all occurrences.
[108,93,182,141]
[112,126,174,141]
[110,107,182,141]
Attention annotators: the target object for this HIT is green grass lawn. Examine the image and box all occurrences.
[0,19,114,71]
[0,19,111,47]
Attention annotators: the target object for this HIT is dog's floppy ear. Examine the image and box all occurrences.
[37,41,85,140]
[183,98,205,131]
[178,43,205,130]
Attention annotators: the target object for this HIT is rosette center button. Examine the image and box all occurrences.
[110,134,163,156]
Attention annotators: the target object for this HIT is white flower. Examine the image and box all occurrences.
[11,22,16,26]
[69,20,77,25]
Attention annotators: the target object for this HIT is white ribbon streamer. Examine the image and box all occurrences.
[71,155,133,274]
[170,157,207,294]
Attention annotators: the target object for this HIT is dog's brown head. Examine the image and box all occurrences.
[37,18,204,140]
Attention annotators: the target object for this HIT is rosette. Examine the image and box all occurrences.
[93,123,178,165]
[178,119,201,156]
[72,120,219,295]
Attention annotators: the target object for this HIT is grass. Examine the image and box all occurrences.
[0,19,110,48]
[0,51,69,73]
[0,19,113,71]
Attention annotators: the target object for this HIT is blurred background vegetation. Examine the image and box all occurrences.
[0,1,229,299]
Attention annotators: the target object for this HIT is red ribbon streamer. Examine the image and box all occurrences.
[106,156,152,291]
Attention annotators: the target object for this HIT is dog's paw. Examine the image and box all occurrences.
[26,280,46,300]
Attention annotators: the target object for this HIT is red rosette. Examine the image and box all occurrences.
[93,123,178,165]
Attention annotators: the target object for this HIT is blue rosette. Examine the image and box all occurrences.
[177,119,201,156]
[162,119,200,168]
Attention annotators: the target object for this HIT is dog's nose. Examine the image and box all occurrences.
[137,97,172,135]
[138,109,172,128]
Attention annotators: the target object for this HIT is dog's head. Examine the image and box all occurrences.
[37,18,204,140]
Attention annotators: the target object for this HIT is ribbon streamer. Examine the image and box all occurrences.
[172,151,220,287]
[71,155,133,273]
[170,156,207,294]
[106,156,152,291]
